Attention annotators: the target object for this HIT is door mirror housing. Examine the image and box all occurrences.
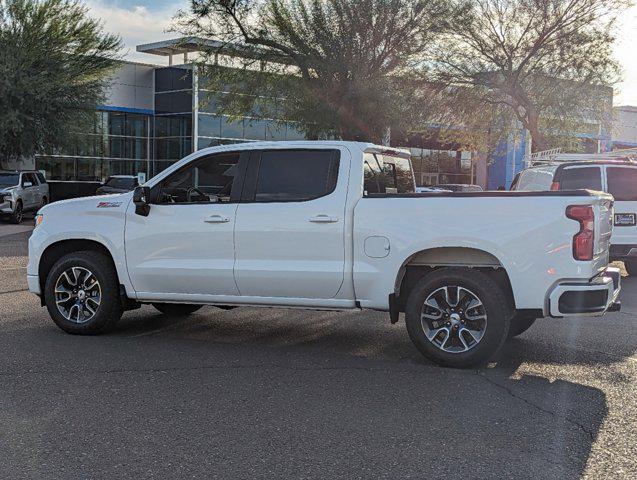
[133,186,151,216]
[23,181,33,187]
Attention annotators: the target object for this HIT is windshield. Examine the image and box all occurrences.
[105,177,136,189]
[0,173,19,187]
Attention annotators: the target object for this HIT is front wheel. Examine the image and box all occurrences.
[44,251,123,334]
[405,268,510,368]
[152,303,203,316]
[10,200,23,224]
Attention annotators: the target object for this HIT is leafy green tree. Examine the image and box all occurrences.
[434,0,630,153]
[178,0,461,143]
[0,0,121,165]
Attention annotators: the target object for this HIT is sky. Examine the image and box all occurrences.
[85,0,637,106]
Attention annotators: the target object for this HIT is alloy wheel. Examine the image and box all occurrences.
[420,285,488,353]
[54,267,102,323]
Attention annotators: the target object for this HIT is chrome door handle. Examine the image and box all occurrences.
[204,215,230,223]
[309,215,338,223]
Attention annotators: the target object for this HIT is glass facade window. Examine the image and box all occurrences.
[155,91,193,114]
[266,121,286,141]
[243,118,267,140]
[220,116,244,139]
[155,67,193,92]
[285,122,306,141]
[198,114,221,138]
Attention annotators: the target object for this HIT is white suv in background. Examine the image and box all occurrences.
[0,171,49,224]
[512,160,637,274]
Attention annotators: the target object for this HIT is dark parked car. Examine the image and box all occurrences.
[96,175,139,195]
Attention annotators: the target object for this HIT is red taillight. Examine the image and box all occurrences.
[550,181,560,191]
[566,205,594,261]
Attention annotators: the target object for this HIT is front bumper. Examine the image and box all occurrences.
[0,199,13,214]
[547,267,621,317]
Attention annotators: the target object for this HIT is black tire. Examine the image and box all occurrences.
[44,251,123,334]
[508,314,537,338]
[41,196,48,208]
[10,200,23,224]
[405,268,511,368]
[152,303,203,316]
[624,260,637,276]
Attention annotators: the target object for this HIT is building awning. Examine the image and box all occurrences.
[137,37,291,64]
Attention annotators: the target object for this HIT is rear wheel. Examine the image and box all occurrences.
[10,200,23,224]
[44,251,123,334]
[624,260,637,276]
[41,196,48,208]
[152,303,203,316]
[405,268,510,368]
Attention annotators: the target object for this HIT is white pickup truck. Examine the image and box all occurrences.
[28,141,621,367]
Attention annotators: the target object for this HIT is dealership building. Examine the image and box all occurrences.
[31,38,613,190]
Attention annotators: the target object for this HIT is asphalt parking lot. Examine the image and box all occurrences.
[1,222,636,479]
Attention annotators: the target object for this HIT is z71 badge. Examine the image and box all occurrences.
[96,201,123,208]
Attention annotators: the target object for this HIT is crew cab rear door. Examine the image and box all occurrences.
[233,147,348,299]
[605,166,637,243]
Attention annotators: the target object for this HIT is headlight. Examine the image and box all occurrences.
[34,214,44,228]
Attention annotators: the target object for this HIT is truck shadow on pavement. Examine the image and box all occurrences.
[95,305,617,479]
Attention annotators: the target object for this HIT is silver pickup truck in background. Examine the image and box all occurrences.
[0,170,49,224]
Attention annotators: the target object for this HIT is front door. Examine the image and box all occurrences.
[125,151,247,299]
[234,148,348,299]
[21,173,36,209]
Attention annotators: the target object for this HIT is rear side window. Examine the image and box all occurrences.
[35,172,46,184]
[607,167,637,201]
[364,153,415,195]
[253,149,340,202]
[559,167,602,191]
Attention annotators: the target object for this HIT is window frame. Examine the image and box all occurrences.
[150,150,250,205]
[240,148,341,204]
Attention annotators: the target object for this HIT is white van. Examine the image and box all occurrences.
[512,160,637,274]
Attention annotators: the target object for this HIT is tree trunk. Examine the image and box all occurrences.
[526,107,547,153]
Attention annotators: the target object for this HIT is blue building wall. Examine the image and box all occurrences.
[488,129,527,190]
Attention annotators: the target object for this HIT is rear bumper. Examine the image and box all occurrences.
[547,267,621,317]
[610,244,637,262]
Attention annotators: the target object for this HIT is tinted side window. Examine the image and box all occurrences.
[22,173,37,186]
[253,150,339,202]
[157,152,241,204]
[36,172,46,184]
[364,153,415,195]
[607,167,637,201]
[560,167,602,190]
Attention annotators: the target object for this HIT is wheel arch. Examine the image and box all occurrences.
[393,247,515,315]
[38,239,118,297]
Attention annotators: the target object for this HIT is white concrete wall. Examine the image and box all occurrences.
[613,106,637,146]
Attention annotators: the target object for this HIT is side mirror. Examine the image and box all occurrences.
[23,181,33,187]
[133,186,151,217]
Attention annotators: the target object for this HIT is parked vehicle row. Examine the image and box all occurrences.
[27,141,620,368]
[512,159,637,275]
[0,170,49,224]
